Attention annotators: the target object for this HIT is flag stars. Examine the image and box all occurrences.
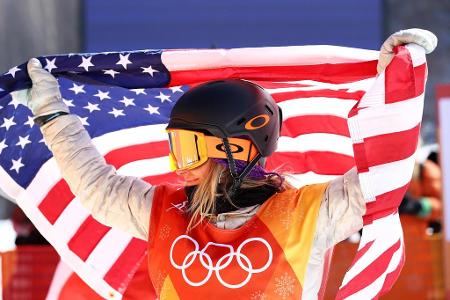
[8,96,24,109]
[10,157,25,174]
[141,65,159,77]
[155,92,171,103]
[44,58,58,72]
[170,86,184,93]
[144,104,160,115]
[119,96,135,107]
[69,83,86,94]
[78,116,90,126]
[0,139,8,155]
[6,66,21,78]
[103,69,120,78]
[16,135,31,149]
[78,56,94,72]
[108,108,125,118]
[94,90,111,101]
[116,53,132,69]
[62,99,75,107]
[1,116,16,130]
[83,102,100,113]
[130,89,146,95]
[25,116,35,128]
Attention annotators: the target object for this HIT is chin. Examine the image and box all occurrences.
[183,180,199,186]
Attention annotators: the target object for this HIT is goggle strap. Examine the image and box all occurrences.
[222,137,239,178]
[229,153,263,196]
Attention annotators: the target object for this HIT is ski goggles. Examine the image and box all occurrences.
[167,129,259,171]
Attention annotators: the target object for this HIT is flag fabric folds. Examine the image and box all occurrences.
[0,44,426,299]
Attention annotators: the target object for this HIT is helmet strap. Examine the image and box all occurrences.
[221,137,262,197]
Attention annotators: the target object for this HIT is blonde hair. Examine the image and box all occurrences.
[186,159,287,231]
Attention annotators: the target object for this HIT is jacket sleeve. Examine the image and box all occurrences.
[313,167,365,251]
[41,114,155,240]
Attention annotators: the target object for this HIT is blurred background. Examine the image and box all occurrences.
[0,0,448,299]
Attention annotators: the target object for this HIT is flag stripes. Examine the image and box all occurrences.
[0,44,427,299]
[336,44,426,298]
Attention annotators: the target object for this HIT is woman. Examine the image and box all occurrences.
[25,29,436,299]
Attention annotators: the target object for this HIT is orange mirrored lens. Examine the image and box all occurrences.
[167,130,207,170]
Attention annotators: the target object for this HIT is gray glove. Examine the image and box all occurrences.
[27,58,69,117]
[377,28,438,74]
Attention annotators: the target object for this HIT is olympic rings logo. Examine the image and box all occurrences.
[169,235,273,288]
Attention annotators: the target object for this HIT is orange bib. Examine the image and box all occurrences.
[148,183,327,299]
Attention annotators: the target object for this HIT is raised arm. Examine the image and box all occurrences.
[26,59,155,240]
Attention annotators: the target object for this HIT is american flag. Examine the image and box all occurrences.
[0,44,426,299]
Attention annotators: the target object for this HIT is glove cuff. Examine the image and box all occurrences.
[34,111,69,126]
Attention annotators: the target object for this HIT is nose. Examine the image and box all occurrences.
[175,169,188,176]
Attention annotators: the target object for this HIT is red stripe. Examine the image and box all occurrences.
[281,115,350,137]
[353,143,369,173]
[169,61,377,86]
[413,63,426,96]
[67,216,111,261]
[104,141,169,168]
[267,151,354,175]
[336,239,402,299]
[103,238,147,293]
[38,180,74,225]
[379,246,405,297]
[271,89,365,103]
[359,124,421,168]
[385,46,424,104]
[252,81,310,89]
[365,184,409,220]
[348,240,375,269]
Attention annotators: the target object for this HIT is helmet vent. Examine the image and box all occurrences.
[265,105,274,115]
[264,135,269,142]
[236,118,246,125]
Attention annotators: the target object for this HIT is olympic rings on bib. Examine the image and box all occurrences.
[169,235,273,288]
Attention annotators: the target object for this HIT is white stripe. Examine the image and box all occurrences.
[279,97,356,119]
[162,46,378,72]
[406,43,426,67]
[286,172,339,188]
[277,134,353,156]
[358,154,415,201]
[20,158,61,207]
[0,165,27,201]
[266,77,375,93]
[116,156,171,177]
[357,72,385,109]
[45,260,73,300]
[348,94,424,142]
[341,214,402,286]
[52,199,90,245]
[92,123,168,154]
[85,229,133,278]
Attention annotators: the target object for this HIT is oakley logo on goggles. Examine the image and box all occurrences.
[167,129,258,171]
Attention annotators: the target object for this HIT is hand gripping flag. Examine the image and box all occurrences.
[0,44,427,299]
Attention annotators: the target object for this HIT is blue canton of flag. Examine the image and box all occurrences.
[0,50,184,188]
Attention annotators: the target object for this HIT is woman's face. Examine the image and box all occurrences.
[176,159,212,186]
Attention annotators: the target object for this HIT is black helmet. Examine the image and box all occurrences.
[167,79,282,157]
